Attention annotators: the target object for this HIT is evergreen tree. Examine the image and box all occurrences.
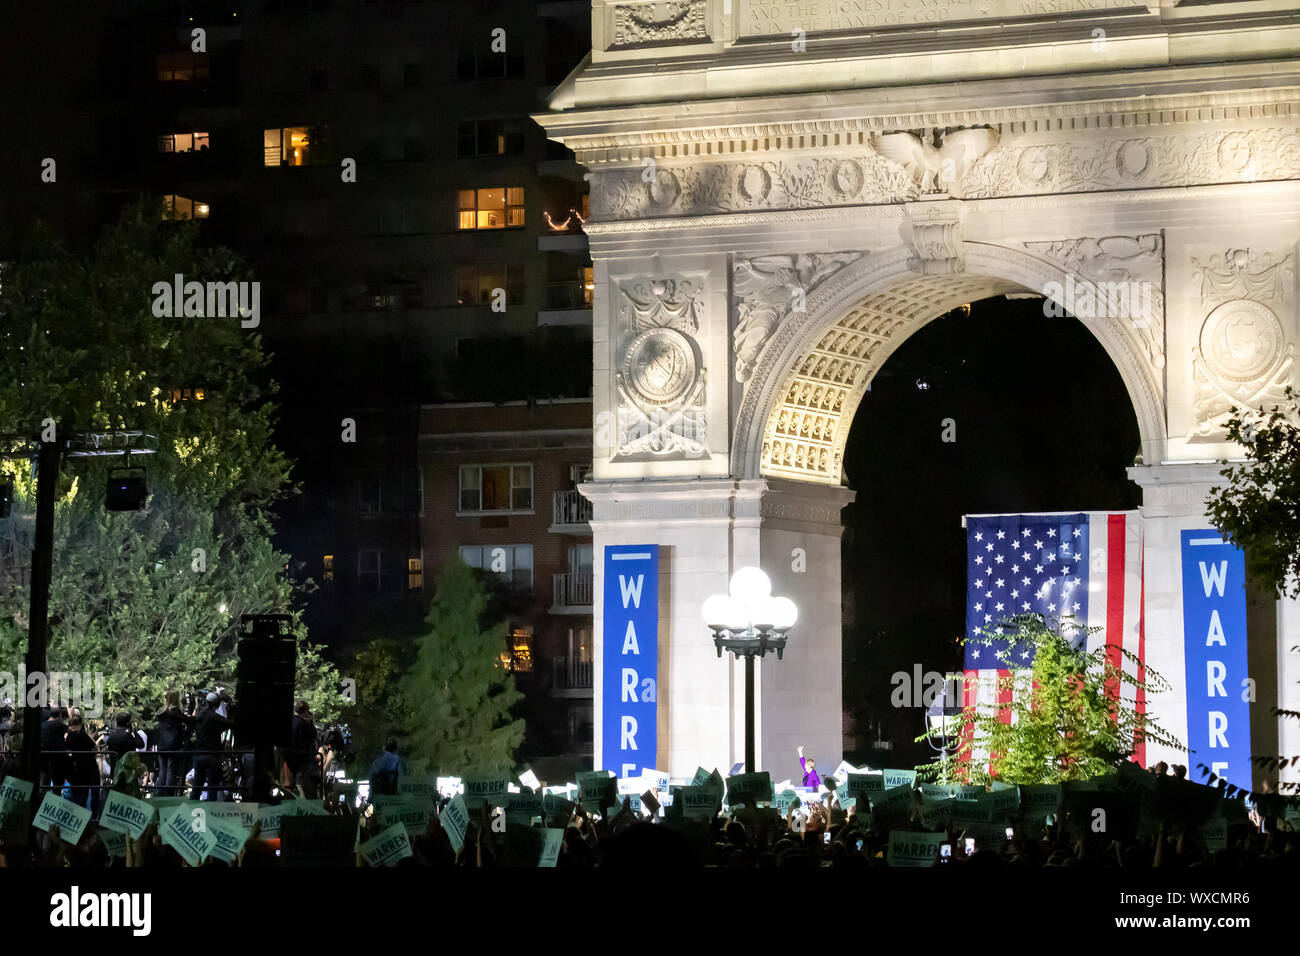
[399,557,524,774]
[0,198,344,721]
[1206,388,1300,598]
[917,614,1181,784]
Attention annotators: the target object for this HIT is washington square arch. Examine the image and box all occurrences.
[535,0,1300,787]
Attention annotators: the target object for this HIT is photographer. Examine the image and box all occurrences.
[154,690,192,795]
[289,700,320,798]
[190,691,233,802]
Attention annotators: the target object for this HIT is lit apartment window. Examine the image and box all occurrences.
[457,187,524,230]
[408,557,423,591]
[583,266,594,307]
[165,387,206,403]
[358,550,381,592]
[323,555,334,583]
[460,544,533,592]
[456,120,526,158]
[504,625,533,673]
[458,464,532,513]
[264,126,316,167]
[156,52,210,82]
[455,264,525,306]
[158,132,211,153]
[162,195,210,220]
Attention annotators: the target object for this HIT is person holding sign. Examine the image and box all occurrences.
[797,745,820,789]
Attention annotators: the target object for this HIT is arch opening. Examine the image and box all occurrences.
[734,243,1166,484]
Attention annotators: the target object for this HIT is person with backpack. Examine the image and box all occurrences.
[368,737,407,796]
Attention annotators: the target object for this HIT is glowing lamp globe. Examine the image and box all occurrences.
[729,566,771,611]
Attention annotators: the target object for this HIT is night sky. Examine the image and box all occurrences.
[840,296,1141,767]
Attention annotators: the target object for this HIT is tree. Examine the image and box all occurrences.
[917,614,1181,784]
[399,557,524,774]
[0,198,345,723]
[1205,388,1300,598]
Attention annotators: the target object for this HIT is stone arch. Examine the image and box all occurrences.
[733,242,1166,484]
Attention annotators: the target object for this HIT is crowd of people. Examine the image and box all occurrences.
[0,689,335,816]
[0,736,1296,868]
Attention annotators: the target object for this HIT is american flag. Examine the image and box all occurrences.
[960,512,1146,771]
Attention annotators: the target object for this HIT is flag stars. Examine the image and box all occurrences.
[1072,602,1081,611]
[1011,589,1019,598]
[995,578,1005,588]
[1022,602,1031,611]
[1021,576,1031,586]
[1034,564,1044,574]
[1048,603,1057,611]
[1034,540,1044,550]
[1047,528,1056,538]
[974,532,983,541]
[986,543,994,552]
[994,554,1005,564]
[996,530,1006,540]
[1072,528,1082,538]
[995,602,1004,612]
[1022,529,1031,537]
[974,557,983,565]
[1011,564,1020,573]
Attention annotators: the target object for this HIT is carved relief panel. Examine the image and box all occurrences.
[1186,247,1295,441]
[613,275,710,460]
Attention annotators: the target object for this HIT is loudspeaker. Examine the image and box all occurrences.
[236,615,296,748]
[106,468,148,511]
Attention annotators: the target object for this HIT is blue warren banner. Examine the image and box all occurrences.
[1180,530,1252,792]
[601,545,658,778]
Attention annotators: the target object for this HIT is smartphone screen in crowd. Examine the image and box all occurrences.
[940,843,952,858]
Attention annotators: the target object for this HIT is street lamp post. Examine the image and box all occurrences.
[702,567,797,774]
[3,427,157,780]
[924,675,964,785]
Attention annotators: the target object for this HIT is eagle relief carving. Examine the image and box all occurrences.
[870,127,1001,197]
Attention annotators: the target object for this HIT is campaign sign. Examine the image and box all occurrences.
[33,792,92,845]
[257,803,282,839]
[0,776,33,845]
[506,791,544,823]
[725,771,773,808]
[602,544,658,777]
[398,776,439,801]
[206,817,251,864]
[577,770,618,814]
[440,794,470,853]
[883,769,917,791]
[99,790,155,839]
[539,828,565,867]
[159,805,214,865]
[359,823,412,867]
[463,774,511,810]
[378,797,431,831]
[97,825,128,858]
[204,802,258,832]
[887,831,946,867]
[845,772,885,800]
[1180,531,1252,792]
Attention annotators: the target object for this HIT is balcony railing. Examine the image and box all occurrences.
[552,571,593,609]
[552,488,593,528]
[545,281,593,310]
[552,655,593,691]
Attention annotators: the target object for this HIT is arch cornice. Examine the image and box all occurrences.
[731,241,1166,482]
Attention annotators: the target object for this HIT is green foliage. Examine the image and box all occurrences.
[398,557,524,774]
[916,615,1182,785]
[0,198,345,723]
[1205,388,1300,599]
[343,636,416,761]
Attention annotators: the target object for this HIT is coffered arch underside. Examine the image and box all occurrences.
[735,243,1166,485]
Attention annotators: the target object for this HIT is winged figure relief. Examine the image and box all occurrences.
[871,127,1001,195]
